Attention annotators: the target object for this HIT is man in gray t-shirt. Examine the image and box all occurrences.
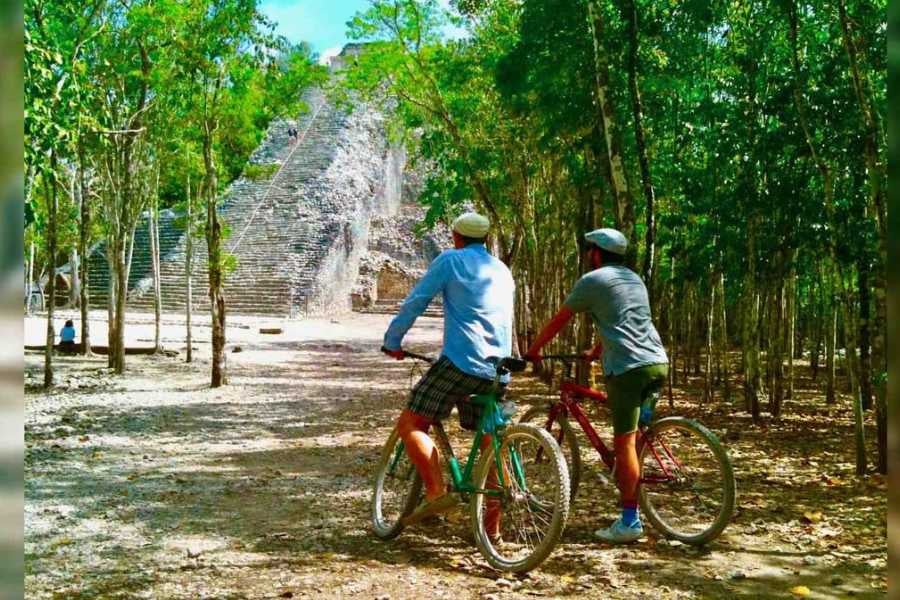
[525,228,668,544]
[564,262,668,376]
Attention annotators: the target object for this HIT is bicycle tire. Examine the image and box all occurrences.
[519,405,582,504]
[371,426,423,540]
[638,417,736,545]
[470,424,570,573]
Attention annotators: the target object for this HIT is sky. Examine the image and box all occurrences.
[260,0,368,64]
[260,0,466,65]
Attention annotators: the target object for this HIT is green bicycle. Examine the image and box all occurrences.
[371,351,570,573]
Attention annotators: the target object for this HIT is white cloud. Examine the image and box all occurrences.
[318,46,344,65]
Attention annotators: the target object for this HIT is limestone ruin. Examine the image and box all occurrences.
[86,46,445,317]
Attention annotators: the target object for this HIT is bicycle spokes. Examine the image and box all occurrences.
[640,420,733,542]
[484,434,561,561]
[373,431,421,538]
[387,441,407,475]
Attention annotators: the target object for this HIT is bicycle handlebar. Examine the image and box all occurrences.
[380,346,434,364]
[537,354,595,362]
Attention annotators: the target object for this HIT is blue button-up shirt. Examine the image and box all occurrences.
[383,243,515,381]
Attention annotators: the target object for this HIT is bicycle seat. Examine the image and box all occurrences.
[487,356,528,373]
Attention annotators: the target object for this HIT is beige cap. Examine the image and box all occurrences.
[452,212,490,238]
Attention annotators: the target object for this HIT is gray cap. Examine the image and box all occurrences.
[585,228,627,255]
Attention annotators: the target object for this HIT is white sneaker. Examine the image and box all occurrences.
[594,517,643,543]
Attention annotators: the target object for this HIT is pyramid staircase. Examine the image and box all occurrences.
[86,85,386,317]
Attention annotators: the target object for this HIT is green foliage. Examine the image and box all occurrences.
[342,0,886,361]
[24,0,324,282]
[242,163,280,182]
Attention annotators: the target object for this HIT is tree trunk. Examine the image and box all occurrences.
[204,131,227,387]
[769,279,784,418]
[575,191,595,386]
[124,223,137,292]
[703,276,715,403]
[875,379,886,474]
[742,223,761,422]
[185,174,193,363]
[826,294,836,404]
[811,320,821,382]
[150,196,161,353]
[717,271,731,402]
[838,270,860,396]
[666,259,675,407]
[113,234,128,374]
[856,261,873,411]
[853,389,867,476]
[811,274,823,381]
[27,241,35,315]
[107,244,116,369]
[763,286,773,396]
[619,0,657,304]
[683,284,693,383]
[586,0,637,267]
[69,248,80,308]
[786,263,796,399]
[43,163,58,388]
[693,294,702,376]
[78,141,92,356]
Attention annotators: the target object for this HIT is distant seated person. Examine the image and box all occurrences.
[59,320,76,353]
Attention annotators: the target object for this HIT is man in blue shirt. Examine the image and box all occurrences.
[382,211,514,527]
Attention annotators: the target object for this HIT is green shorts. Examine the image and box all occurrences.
[606,363,668,434]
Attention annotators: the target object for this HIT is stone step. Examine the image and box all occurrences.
[83,81,414,317]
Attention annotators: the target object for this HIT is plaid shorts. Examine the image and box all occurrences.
[408,356,503,431]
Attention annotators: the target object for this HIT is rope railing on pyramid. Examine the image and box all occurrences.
[228,94,329,255]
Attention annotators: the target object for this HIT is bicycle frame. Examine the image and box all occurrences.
[386,350,529,499]
[544,375,681,486]
[550,382,617,469]
[388,393,523,498]
[434,392,510,496]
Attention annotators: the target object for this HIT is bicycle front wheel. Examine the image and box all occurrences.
[371,426,422,540]
[471,424,569,573]
[638,417,736,545]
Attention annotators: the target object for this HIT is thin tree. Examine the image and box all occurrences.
[42,163,59,388]
[77,136,92,355]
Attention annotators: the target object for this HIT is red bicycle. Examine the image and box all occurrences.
[520,355,735,545]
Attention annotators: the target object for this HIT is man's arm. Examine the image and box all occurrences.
[525,306,575,359]
[382,255,449,357]
[526,273,596,360]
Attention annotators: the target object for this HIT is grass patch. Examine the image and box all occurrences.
[242,163,279,182]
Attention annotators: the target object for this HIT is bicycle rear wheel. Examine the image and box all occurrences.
[638,417,736,545]
[471,424,569,573]
[519,405,582,504]
[371,426,423,540]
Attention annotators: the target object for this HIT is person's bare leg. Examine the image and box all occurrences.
[396,409,445,501]
[613,432,640,509]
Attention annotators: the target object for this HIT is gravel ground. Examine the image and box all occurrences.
[25,310,886,599]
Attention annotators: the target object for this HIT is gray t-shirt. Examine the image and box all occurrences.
[564,265,668,376]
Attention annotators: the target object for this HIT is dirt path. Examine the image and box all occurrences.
[25,312,886,599]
